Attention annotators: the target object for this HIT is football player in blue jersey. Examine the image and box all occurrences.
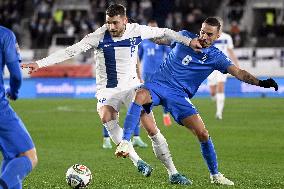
[0,26,38,189]
[138,19,172,127]
[115,17,278,186]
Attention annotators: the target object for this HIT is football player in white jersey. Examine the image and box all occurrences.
[207,18,240,120]
[22,4,202,184]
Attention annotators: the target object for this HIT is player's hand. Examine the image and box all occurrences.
[115,140,130,158]
[21,62,39,74]
[189,38,202,52]
[6,88,18,100]
[259,78,278,91]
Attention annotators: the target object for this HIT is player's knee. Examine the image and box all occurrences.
[21,148,38,169]
[135,88,151,104]
[196,129,209,142]
[99,107,117,123]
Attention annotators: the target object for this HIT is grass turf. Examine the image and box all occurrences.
[7,98,284,189]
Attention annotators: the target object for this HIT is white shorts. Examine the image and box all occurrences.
[207,70,227,86]
[96,86,139,112]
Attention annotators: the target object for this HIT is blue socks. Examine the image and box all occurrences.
[200,137,219,175]
[123,102,143,141]
[0,156,32,189]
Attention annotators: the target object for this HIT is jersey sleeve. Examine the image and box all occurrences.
[136,24,166,40]
[36,26,106,67]
[3,31,21,63]
[3,30,22,95]
[214,53,233,74]
[136,25,192,47]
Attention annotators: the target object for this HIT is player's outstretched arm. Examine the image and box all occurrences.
[139,25,202,52]
[227,65,278,91]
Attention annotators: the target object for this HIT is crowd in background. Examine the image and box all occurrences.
[0,0,26,44]
[4,0,283,49]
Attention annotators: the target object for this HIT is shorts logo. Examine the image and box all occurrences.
[98,98,106,103]
[182,55,192,65]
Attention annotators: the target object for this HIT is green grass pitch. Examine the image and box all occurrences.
[7,98,284,189]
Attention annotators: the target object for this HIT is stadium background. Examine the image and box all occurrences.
[1,0,284,188]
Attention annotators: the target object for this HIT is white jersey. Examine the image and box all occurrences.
[213,32,234,57]
[36,23,192,91]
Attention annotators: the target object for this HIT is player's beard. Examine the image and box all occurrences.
[110,26,126,37]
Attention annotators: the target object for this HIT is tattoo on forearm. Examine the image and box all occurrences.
[151,37,171,45]
[239,70,259,85]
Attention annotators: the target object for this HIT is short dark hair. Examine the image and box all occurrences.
[147,19,157,24]
[106,4,126,17]
[203,17,221,31]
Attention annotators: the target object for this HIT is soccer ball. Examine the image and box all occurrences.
[66,164,92,188]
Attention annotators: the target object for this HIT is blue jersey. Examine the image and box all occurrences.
[0,26,22,109]
[152,30,233,98]
[138,40,171,82]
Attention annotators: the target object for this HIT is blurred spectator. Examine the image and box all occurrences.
[230,21,241,47]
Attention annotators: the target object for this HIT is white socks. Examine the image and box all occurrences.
[103,120,140,166]
[216,93,225,118]
[149,131,178,176]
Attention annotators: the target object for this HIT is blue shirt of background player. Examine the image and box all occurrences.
[151,30,233,98]
[0,26,22,110]
[138,39,171,82]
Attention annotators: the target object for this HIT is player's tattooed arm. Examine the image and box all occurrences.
[150,37,171,46]
[227,65,259,85]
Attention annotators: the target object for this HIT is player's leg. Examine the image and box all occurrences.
[98,89,151,176]
[123,90,148,148]
[215,72,227,120]
[0,112,38,189]
[181,114,234,185]
[141,112,191,185]
[102,126,112,149]
[207,71,218,101]
[99,105,140,164]
[162,106,172,127]
[123,85,190,184]
[216,81,225,119]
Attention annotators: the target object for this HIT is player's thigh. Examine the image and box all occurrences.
[97,88,124,122]
[96,88,123,113]
[163,92,199,126]
[0,111,35,159]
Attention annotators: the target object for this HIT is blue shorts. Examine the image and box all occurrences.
[142,82,198,125]
[0,105,35,159]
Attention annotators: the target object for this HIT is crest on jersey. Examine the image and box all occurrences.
[182,55,192,65]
